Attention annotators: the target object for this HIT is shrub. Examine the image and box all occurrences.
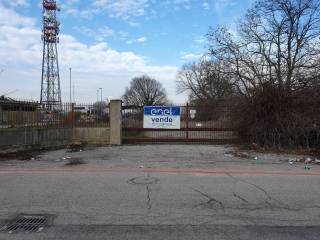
[234,84,320,149]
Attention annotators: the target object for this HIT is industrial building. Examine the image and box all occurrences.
[0,97,39,127]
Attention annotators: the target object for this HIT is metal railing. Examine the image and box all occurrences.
[122,104,238,143]
[0,101,110,129]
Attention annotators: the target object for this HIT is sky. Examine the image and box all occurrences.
[0,0,254,103]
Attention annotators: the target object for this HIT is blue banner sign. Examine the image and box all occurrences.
[143,106,181,129]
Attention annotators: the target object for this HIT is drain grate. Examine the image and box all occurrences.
[0,215,50,233]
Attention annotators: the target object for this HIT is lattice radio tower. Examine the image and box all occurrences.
[40,0,61,111]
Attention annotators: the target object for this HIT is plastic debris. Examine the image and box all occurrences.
[288,158,297,163]
[224,153,234,158]
[225,151,251,159]
[305,157,312,164]
[290,157,320,165]
[304,164,311,170]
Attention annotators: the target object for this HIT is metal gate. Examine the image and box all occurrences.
[122,104,238,144]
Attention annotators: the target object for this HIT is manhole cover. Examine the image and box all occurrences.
[0,214,52,233]
[128,177,159,185]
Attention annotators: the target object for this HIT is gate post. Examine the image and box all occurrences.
[110,100,122,145]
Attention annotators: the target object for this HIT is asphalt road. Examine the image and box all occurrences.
[0,145,319,239]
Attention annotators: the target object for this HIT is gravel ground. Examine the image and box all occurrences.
[0,145,318,171]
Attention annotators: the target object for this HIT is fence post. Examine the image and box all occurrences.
[0,104,2,127]
[71,103,75,128]
[110,100,122,145]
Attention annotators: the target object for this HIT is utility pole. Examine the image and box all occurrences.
[73,83,75,103]
[98,88,103,120]
[99,88,102,102]
[69,67,72,103]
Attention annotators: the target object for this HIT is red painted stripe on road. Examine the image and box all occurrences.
[0,166,319,176]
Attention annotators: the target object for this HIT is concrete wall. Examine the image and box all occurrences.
[0,99,121,152]
[0,127,110,152]
[0,128,73,151]
[72,127,110,146]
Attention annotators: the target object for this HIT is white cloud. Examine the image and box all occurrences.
[136,36,147,43]
[75,26,117,42]
[64,0,198,24]
[60,37,151,72]
[0,4,182,102]
[160,0,192,11]
[202,1,210,10]
[172,0,190,3]
[92,0,149,21]
[172,0,191,9]
[194,36,206,44]
[0,4,35,27]
[64,8,99,19]
[214,0,235,13]
[99,26,115,38]
[180,52,203,61]
[0,0,29,7]
[61,0,99,19]
[126,36,147,44]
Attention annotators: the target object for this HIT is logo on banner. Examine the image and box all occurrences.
[143,106,181,129]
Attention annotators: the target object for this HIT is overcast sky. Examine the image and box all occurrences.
[0,0,253,103]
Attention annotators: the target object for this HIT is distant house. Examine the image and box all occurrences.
[0,96,39,126]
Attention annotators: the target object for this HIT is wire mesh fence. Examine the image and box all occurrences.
[0,100,110,130]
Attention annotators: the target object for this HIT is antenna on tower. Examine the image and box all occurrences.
[40,0,62,112]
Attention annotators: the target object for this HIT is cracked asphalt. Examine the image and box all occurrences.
[0,145,320,239]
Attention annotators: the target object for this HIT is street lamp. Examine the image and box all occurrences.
[69,67,72,103]
[99,88,102,102]
[96,89,99,102]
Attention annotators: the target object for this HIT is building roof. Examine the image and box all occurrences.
[0,96,39,106]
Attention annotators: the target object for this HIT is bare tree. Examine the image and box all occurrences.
[122,75,168,106]
[177,59,235,104]
[206,0,320,148]
[208,0,320,96]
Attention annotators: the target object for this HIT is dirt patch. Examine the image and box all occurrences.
[64,157,86,166]
[0,150,42,161]
[237,143,320,158]
[66,141,88,153]
[0,145,68,161]
[225,150,252,159]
